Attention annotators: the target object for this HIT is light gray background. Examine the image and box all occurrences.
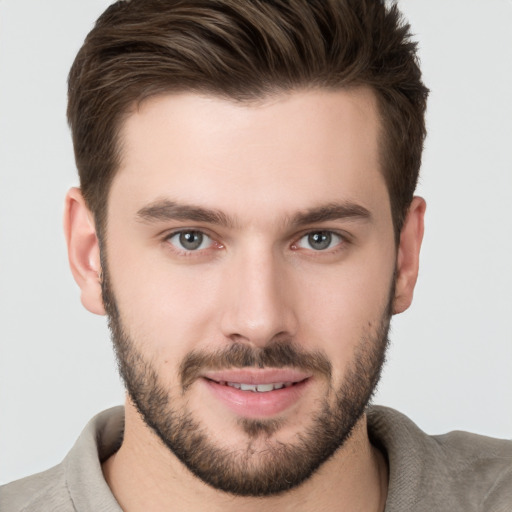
[1,0,511,484]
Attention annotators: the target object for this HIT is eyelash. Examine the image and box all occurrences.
[163,229,349,256]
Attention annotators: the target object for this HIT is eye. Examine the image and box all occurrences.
[295,231,344,251]
[167,230,213,251]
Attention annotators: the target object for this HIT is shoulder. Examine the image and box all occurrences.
[367,406,512,512]
[431,428,512,511]
[0,407,124,512]
[0,464,73,512]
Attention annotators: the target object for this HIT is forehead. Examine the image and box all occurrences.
[112,88,388,224]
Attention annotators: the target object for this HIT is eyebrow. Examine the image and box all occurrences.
[137,199,236,228]
[289,202,372,226]
[136,199,371,228]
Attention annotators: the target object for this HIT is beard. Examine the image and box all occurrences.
[101,262,392,497]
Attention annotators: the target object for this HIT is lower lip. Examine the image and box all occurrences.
[203,378,310,419]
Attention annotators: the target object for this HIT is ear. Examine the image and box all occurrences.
[393,196,426,315]
[63,187,105,315]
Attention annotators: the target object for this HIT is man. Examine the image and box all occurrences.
[1,0,511,510]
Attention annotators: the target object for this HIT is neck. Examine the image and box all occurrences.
[102,400,388,512]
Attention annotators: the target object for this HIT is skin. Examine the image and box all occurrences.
[64,87,425,511]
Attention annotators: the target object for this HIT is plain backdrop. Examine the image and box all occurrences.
[1,0,511,485]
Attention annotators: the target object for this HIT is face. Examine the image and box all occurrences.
[96,89,400,495]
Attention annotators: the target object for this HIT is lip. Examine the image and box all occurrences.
[203,368,311,385]
[201,369,312,419]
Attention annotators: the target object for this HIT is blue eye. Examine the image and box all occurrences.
[296,231,343,251]
[167,231,213,251]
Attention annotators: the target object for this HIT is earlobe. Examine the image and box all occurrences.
[63,187,106,315]
[393,196,426,315]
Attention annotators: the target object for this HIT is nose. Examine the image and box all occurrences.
[219,245,298,348]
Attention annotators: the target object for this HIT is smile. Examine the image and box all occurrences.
[201,371,311,418]
[211,381,297,392]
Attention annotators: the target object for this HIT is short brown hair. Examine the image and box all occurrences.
[68,0,428,239]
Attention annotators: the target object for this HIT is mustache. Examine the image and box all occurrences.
[180,339,332,391]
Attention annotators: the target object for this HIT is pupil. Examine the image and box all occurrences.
[308,232,331,250]
[180,231,203,250]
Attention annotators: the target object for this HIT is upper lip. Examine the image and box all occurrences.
[202,368,311,385]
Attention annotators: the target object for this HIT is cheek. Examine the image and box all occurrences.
[296,254,394,370]
[106,243,224,363]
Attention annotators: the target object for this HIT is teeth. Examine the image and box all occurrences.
[255,383,274,392]
[226,382,292,392]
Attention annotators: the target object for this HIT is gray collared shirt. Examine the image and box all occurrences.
[1,406,511,511]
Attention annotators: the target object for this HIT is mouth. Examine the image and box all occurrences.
[200,369,312,418]
[213,381,297,392]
